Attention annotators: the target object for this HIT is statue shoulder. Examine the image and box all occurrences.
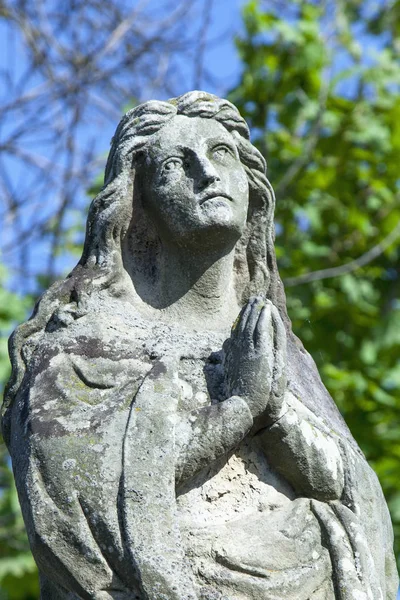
[18,301,152,392]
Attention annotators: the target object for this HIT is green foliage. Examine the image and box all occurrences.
[230,0,400,570]
[0,267,38,599]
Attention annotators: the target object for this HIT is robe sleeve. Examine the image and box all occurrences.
[174,396,253,485]
[256,390,345,501]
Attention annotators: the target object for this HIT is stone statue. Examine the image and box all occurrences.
[2,92,398,600]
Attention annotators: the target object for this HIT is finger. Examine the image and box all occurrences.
[231,302,248,338]
[233,296,255,337]
[270,305,287,401]
[243,296,265,344]
[254,302,273,349]
[271,305,287,362]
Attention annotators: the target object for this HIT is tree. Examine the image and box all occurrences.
[229,0,400,568]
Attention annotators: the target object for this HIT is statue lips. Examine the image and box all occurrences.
[198,192,234,207]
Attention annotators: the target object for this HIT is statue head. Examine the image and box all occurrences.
[81,91,281,306]
[135,114,250,252]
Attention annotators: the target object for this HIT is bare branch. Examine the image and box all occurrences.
[193,0,214,89]
[283,221,400,287]
[95,0,151,61]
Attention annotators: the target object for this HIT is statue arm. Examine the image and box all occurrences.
[256,391,345,501]
[223,296,344,501]
[174,396,253,485]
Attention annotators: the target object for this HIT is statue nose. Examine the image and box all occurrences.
[197,157,221,190]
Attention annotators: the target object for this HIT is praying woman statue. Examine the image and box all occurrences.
[2,92,398,600]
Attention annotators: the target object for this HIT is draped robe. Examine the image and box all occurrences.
[5,292,398,600]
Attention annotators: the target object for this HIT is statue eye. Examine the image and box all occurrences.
[163,158,184,172]
[212,146,231,160]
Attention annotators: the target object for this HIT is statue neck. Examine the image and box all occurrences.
[155,242,239,330]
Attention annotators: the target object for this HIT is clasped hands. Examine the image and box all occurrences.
[223,295,287,431]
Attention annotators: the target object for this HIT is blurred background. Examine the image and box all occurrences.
[1,0,400,597]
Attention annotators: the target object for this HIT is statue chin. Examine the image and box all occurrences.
[2,91,398,600]
[198,200,246,239]
[142,198,247,254]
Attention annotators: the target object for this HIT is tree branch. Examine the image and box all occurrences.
[283,221,400,287]
[193,0,213,89]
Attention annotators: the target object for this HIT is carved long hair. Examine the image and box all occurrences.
[2,91,288,425]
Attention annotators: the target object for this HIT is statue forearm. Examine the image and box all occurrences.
[175,396,253,486]
[256,392,345,501]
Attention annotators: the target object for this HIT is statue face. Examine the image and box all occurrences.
[140,115,249,248]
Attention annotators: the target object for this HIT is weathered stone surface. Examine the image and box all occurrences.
[2,91,398,599]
